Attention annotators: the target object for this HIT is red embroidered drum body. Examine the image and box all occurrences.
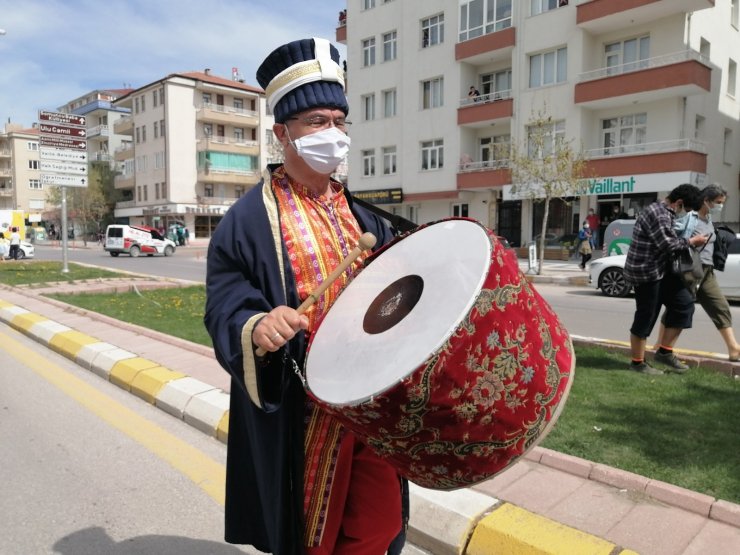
[304,218,574,490]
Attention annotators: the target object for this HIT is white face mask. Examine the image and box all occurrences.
[287,126,351,174]
[709,203,724,220]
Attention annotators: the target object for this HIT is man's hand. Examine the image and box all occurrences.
[689,233,710,248]
[254,306,310,354]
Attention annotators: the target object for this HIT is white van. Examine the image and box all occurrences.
[104,224,176,257]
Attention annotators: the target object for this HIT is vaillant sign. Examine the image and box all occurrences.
[502,171,707,200]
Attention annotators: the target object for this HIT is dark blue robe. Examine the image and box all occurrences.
[204,170,394,554]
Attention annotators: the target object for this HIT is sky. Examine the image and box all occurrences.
[0,0,346,128]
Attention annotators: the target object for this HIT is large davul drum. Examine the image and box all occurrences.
[304,218,574,490]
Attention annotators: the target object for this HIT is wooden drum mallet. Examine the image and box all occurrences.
[255,232,377,357]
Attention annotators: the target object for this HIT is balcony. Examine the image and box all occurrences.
[92,152,112,163]
[196,195,241,207]
[576,0,714,34]
[456,26,515,65]
[87,124,110,139]
[115,200,137,209]
[0,149,10,158]
[457,159,512,191]
[197,136,259,156]
[458,90,513,127]
[113,115,133,135]
[114,143,134,161]
[0,168,12,178]
[575,50,710,109]
[197,102,259,127]
[336,22,347,44]
[584,138,707,175]
[114,174,135,190]
[198,168,261,185]
[0,186,12,197]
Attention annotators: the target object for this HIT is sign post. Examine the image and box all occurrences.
[38,110,88,274]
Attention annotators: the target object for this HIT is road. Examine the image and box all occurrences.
[0,324,259,555]
[33,243,739,357]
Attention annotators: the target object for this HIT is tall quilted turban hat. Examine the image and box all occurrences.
[256,37,348,123]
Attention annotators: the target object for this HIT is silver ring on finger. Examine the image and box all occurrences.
[271,332,282,342]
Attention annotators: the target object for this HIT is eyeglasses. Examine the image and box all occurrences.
[287,115,352,131]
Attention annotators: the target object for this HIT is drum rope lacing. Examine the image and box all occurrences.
[285,351,307,388]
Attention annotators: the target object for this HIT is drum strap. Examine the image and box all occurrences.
[350,195,418,236]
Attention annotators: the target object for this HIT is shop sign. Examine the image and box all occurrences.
[352,188,403,205]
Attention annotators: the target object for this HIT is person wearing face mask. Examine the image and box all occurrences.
[204,38,405,555]
[659,184,740,361]
[624,184,709,375]
[577,220,594,270]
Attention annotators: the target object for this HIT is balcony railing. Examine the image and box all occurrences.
[114,143,134,155]
[196,195,241,205]
[115,200,137,209]
[0,168,12,177]
[579,50,708,82]
[200,102,258,119]
[0,149,11,156]
[458,159,511,173]
[459,89,512,108]
[584,138,708,159]
[0,187,12,196]
[200,136,259,148]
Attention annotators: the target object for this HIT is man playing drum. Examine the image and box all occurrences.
[204,38,405,554]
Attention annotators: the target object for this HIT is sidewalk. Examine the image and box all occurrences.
[1,277,739,554]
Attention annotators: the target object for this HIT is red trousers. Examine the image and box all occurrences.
[306,432,402,555]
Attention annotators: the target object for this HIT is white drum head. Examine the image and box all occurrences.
[305,219,492,406]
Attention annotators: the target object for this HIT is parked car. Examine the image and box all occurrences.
[590,233,740,300]
[104,224,176,258]
[2,241,34,260]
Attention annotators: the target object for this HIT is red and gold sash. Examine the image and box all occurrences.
[271,166,367,547]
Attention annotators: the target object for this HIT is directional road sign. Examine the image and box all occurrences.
[39,135,87,150]
[39,110,86,127]
[40,160,88,175]
[41,174,88,187]
[39,123,87,138]
[39,147,88,163]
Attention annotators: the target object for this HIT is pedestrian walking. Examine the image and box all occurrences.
[577,221,593,270]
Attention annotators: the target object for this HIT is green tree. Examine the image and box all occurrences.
[508,110,590,275]
[45,162,120,244]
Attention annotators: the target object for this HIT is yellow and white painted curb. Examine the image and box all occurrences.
[408,483,638,555]
[0,300,229,442]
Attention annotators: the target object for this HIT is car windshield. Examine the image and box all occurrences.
[150,229,165,240]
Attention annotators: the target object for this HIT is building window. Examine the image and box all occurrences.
[140,95,146,112]
[724,128,733,165]
[28,160,39,170]
[383,88,397,117]
[732,0,739,30]
[529,47,567,87]
[202,93,212,105]
[137,186,141,202]
[143,185,148,201]
[421,139,444,170]
[136,127,140,144]
[383,146,397,175]
[421,13,444,48]
[154,151,165,169]
[363,0,375,9]
[728,59,737,98]
[141,124,146,142]
[155,182,160,199]
[161,182,167,198]
[160,88,165,105]
[205,184,214,197]
[601,113,647,155]
[605,36,650,75]
[153,89,158,107]
[383,31,397,62]
[266,129,275,145]
[362,149,376,177]
[235,186,244,198]
[234,128,245,141]
[407,205,419,223]
[531,0,568,16]
[480,68,512,100]
[27,141,38,151]
[527,120,565,158]
[234,98,244,110]
[421,77,444,109]
[134,97,139,114]
[700,38,710,60]
[694,115,706,140]
[362,37,376,67]
[154,121,159,138]
[362,94,376,121]
[452,203,469,218]
[29,179,42,190]
[480,135,511,165]
[459,0,512,42]
[160,120,165,137]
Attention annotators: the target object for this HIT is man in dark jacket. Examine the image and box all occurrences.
[204,38,405,554]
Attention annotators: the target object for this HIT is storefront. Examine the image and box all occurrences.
[501,171,707,246]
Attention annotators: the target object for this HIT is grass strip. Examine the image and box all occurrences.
[45,287,740,503]
[0,261,126,286]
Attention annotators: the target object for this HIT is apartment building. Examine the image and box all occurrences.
[58,88,133,166]
[0,123,45,221]
[111,70,273,239]
[340,0,740,247]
